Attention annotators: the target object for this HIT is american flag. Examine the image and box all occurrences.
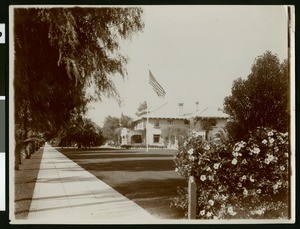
[149,70,166,97]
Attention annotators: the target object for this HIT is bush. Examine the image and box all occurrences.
[172,127,290,219]
[130,143,166,149]
[121,144,131,149]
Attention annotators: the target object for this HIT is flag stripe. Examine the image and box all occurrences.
[149,79,165,96]
[149,70,166,97]
[149,79,165,95]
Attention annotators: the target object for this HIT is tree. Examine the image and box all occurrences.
[191,117,217,141]
[119,114,133,128]
[59,117,104,148]
[136,101,148,116]
[13,7,144,169]
[102,116,121,144]
[224,51,289,142]
[161,126,188,148]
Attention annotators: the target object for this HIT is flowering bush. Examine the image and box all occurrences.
[172,127,290,219]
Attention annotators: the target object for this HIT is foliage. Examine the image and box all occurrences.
[172,127,289,219]
[13,7,144,169]
[224,51,289,142]
[59,117,104,148]
[120,114,133,128]
[191,117,217,140]
[102,116,121,144]
[136,101,148,116]
[130,143,165,149]
[38,7,144,103]
[161,126,188,148]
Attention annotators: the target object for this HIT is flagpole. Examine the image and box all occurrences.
[146,108,149,152]
[146,66,150,153]
[146,67,166,152]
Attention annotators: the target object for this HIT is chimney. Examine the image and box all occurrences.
[178,103,184,116]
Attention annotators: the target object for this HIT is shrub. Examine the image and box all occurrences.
[172,127,290,219]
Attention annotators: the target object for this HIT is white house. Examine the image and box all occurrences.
[123,102,229,148]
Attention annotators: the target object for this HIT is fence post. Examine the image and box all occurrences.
[188,176,197,219]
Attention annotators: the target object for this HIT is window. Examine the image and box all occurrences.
[184,119,190,125]
[153,135,160,143]
[167,120,173,124]
[210,118,217,127]
[154,120,159,127]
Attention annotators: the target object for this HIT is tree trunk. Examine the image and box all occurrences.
[14,143,22,170]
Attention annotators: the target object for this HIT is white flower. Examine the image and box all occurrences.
[175,168,179,172]
[274,146,279,152]
[203,144,210,151]
[227,207,237,216]
[213,163,220,170]
[238,182,242,187]
[200,175,207,181]
[265,154,274,164]
[284,153,289,158]
[242,175,247,180]
[269,138,275,144]
[206,212,212,217]
[200,210,205,216]
[189,176,195,183]
[240,141,247,147]
[208,199,214,206]
[251,208,266,216]
[252,147,260,154]
[188,148,194,155]
[250,176,255,182]
[243,189,248,196]
[208,175,214,181]
[280,166,285,171]
[264,158,270,164]
[262,139,268,145]
[282,132,288,137]
[231,158,238,165]
[206,166,212,171]
[268,154,274,161]
[267,131,274,136]
[273,184,278,190]
[221,194,228,201]
[233,143,242,152]
[242,159,247,164]
[256,189,261,194]
[189,155,195,161]
[232,152,239,157]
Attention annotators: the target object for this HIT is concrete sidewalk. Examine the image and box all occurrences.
[26,143,155,224]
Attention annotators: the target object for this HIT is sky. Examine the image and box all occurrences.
[86,6,289,127]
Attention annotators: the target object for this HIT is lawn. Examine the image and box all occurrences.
[14,147,44,219]
[58,147,187,219]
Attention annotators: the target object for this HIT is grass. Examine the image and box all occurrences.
[58,147,187,219]
[14,147,43,219]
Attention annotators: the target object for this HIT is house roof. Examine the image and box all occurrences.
[190,107,229,119]
[133,102,229,122]
[133,102,189,122]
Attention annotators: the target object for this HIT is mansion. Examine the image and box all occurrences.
[120,102,229,149]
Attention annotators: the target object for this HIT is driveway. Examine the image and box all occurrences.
[58,148,187,219]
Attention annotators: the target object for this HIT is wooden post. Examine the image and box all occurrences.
[188,176,197,219]
[146,115,149,152]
